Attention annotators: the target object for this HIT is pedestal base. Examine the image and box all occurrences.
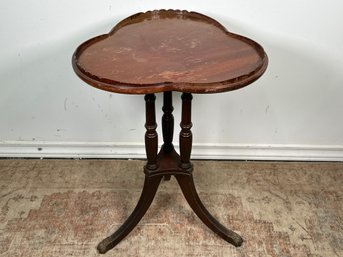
[97,92,242,254]
[97,149,242,254]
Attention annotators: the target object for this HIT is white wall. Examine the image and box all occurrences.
[1,0,343,160]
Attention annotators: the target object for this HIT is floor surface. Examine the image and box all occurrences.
[0,159,342,257]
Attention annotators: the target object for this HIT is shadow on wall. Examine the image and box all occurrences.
[0,17,342,144]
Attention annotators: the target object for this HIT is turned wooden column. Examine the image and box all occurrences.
[179,93,193,169]
[162,91,174,153]
[144,94,158,170]
[162,91,174,181]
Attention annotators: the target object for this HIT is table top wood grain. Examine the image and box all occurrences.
[72,9,268,94]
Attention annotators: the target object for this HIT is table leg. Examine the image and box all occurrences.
[144,94,158,170]
[97,175,162,254]
[97,93,161,254]
[177,92,243,246]
[180,93,193,169]
[175,174,243,246]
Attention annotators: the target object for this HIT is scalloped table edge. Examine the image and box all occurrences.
[72,9,268,94]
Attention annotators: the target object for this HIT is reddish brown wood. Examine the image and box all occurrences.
[72,9,268,94]
[71,9,268,254]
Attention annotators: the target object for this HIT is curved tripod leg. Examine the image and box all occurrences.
[97,175,162,254]
[175,174,243,247]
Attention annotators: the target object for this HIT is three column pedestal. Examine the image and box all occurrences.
[97,92,242,254]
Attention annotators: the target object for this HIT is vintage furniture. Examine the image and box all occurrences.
[72,9,268,254]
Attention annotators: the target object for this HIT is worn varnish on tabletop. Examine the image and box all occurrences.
[72,10,268,94]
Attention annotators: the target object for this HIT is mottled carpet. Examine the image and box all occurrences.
[0,159,342,257]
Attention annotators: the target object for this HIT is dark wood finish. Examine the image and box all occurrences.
[175,174,243,246]
[72,9,268,254]
[162,91,174,181]
[95,93,243,254]
[144,94,158,170]
[180,93,193,169]
[97,175,162,254]
[162,91,174,153]
[72,9,268,94]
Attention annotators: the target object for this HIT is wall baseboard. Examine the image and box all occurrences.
[0,141,343,161]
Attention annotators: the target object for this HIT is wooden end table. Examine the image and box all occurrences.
[72,9,268,254]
